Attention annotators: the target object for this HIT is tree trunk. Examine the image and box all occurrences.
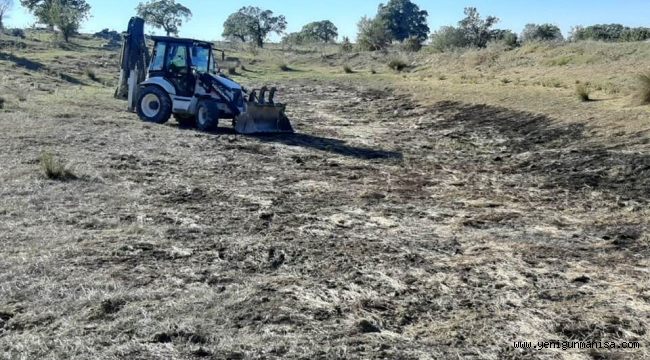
[256,36,264,48]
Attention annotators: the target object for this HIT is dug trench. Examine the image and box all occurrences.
[0,80,648,359]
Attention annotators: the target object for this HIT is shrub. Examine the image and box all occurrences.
[278,63,291,71]
[430,26,469,52]
[370,67,377,74]
[340,36,353,52]
[0,96,4,109]
[401,36,422,52]
[7,28,26,39]
[227,66,238,75]
[575,84,591,102]
[85,68,99,81]
[343,65,354,74]
[93,28,121,42]
[388,59,407,71]
[521,24,564,43]
[357,16,392,51]
[40,152,76,181]
[636,73,650,105]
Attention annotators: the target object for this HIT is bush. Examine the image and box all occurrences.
[576,84,591,102]
[635,73,650,105]
[85,68,99,81]
[388,59,407,72]
[0,96,5,109]
[227,67,238,75]
[278,63,291,71]
[401,36,422,52]
[521,24,564,43]
[93,28,121,42]
[340,36,353,52]
[357,16,392,51]
[343,65,354,74]
[7,28,26,39]
[40,153,76,181]
[430,26,469,52]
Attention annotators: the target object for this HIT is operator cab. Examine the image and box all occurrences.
[147,36,222,96]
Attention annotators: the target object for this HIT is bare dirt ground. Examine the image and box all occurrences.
[1,39,649,359]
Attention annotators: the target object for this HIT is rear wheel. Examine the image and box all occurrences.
[136,86,172,124]
[196,100,220,132]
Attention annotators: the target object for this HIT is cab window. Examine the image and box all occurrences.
[166,44,188,73]
[190,46,211,73]
[149,42,165,71]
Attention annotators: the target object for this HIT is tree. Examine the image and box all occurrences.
[377,0,429,42]
[458,7,499,48]
[521,23,564,42]
[301,20,338,43]
[20,0,90,41]
[222,11,252,42]
[0,0,12,30]
[136,0,192,36]
[356,16,392,51]
[222,6,286,48]
[48,0,88,41]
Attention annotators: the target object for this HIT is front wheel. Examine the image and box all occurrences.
[136,86,172,124]
[196,100,220,132]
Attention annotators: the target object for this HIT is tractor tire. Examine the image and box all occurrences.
[196,100,220,132]
[136,86,172,124]
[174,114,196,128]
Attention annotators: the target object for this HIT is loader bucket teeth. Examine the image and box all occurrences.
[258,87,268,105]
[234,87,294,134]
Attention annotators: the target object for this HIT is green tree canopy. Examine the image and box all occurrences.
[521,23,564,42]
[458,7,499,48]
[222,6,286,48]
[300,20,338,43]
[20,0,90,41]
[136,0,192,36]
[377,0,429,42]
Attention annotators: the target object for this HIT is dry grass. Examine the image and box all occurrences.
[0,31,648,360]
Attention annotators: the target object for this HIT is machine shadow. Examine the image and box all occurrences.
[251,133,403,160]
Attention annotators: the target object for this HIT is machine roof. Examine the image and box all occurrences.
[149,36,213,47]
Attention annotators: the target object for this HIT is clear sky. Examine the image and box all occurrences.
[5,0,650,42]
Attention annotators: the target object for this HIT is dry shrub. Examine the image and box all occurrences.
[388,59,407,72]
[278,63,291,72]
[85,68,99,82]
[343,65,354,74]
[227,67,238,75]
[40,152,76,180]
[576,84,591,102]
[635,73,650,105]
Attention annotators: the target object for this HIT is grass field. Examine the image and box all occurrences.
[0,31,648,359]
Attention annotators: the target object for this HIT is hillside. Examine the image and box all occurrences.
[0,32,648,359]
